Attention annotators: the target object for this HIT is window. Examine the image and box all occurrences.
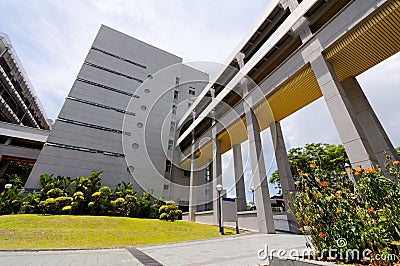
[175,77,180,86]
[165,160,172,173]
[174,90,179,100]
[184,170,191,177]
[188,102,192,108]
[168,139,174,151]
[172,105,177,115]
[189,86,196,96]
[163,184,169,190]
[170,121,176,133]
[205,168,211,182]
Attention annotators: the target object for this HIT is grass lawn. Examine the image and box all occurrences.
[0,214,234,250]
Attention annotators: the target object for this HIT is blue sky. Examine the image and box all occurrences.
[1,0,399,199]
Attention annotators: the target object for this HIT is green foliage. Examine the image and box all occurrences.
[21,193,40,214]
[269,143,349,193]
[4,161,34,188]
[2,170,173,220]
[0,186,24,214]
[292,160,399,265]
[159,201,182,221]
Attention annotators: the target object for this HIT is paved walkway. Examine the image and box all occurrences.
[0,233,308,266]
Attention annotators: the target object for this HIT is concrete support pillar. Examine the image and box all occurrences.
[232,144,247,212]
[244,106,276,233]
[270,121,299,233]
[188,112,197,222]
[310,55,377,169]
[342,77,400,168]
[236,51,275,233]
[212,130,222,225]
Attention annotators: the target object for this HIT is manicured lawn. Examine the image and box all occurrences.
[0,214,234,250]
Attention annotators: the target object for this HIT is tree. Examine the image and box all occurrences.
[269,143,349,194]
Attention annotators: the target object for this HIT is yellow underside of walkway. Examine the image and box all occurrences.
[184,0,400,168]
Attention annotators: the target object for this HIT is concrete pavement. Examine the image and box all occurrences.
[0,232,309,265]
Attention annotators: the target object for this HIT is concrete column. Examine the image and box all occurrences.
[310,55,376,168]
[212,128,222,225]
[244,106,276,233]
[342,77,400,168]
[270,121,299,233]
[236,51,275,233]
[188,112,197,222]
[232,144,247,212]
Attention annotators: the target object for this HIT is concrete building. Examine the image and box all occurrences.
[179,0,400,232]
[0,33,50,178]
[25,25,209,208]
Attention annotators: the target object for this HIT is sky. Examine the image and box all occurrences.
[1,0,399,200]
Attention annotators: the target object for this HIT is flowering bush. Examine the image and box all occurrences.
[292,158,400,265]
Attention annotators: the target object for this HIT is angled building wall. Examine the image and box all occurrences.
[26,25,208,204]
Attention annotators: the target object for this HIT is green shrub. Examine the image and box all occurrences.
[39,198,58,214]
[159,201,182,221]
[0,187,24,214]
[61,205,72,214]
[21,193,40,214]
[47,188,65,198]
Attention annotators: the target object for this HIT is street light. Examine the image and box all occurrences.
[216,184,224,235]
[250,186,255,210]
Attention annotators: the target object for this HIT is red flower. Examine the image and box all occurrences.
[319,232,326,238]
[321,181,329,187]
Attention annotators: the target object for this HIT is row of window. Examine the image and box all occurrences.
[46,142,125,158]
[84,62,143,83]
[67,96,135,116]
[76,78,139,98]
[58,117,131,136]
[173,88,196,100]
[91,47,147,69]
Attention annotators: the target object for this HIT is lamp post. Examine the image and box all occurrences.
[250,186,255,210]
[216,184,224,235]
[344,163,357,190]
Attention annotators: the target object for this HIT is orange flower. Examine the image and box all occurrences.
[368,207,375,213]
[354,171,360,176]
[347,168,353,173]
[317,192,322,197]
[341,171,347,175]
[289,191,294,195]
[316,179,321,183]
[295,181,300,186]
[393,161,400,165]
[304,173,309,177]
[337,208,342,213]
[319,232,326,238]
[335,191,341,197]
[321,181,329,187]
[364,168,375,173]
[310,163,316,168]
